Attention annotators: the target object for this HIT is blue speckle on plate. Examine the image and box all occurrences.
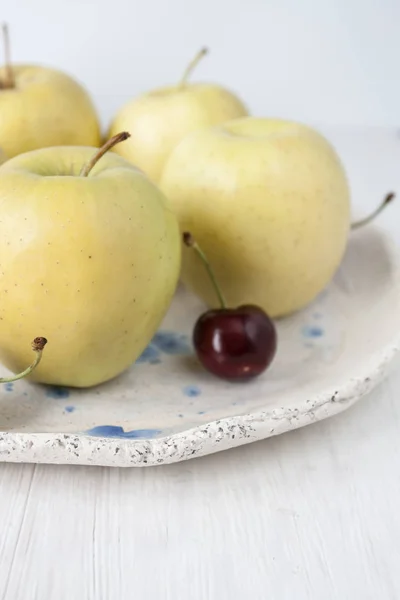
[46,386,70,399]
[302,325,324,338]
[86,425,162,439]
[64,405,75,413]
[136,344,160,364]
[178,413,184,418]
[198,411,206,415]
[152,331,191,355]
[183,385,201,397]
[4,382,13,392]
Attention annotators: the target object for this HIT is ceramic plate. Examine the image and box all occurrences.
[0,226,399,467]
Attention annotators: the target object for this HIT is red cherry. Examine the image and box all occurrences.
[183,231,278,381]
[193,305,277,381]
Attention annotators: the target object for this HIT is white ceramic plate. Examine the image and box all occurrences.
[0,225,399,467]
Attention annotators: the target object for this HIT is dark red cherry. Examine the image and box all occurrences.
[193,305,277,381]
[183,231,278,381]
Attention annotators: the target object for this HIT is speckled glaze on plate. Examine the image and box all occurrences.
[0,226,399,467]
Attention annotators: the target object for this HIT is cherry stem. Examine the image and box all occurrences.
[179,47,209,88]
[183,232,227,309]
[79,132,131,177]
[1,23,14,89]
[351,192,395,230]
[0,337,47,383]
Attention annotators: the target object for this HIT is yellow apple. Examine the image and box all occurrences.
[0,64,101,158]
[0,135,181,387]
[108,48,248,182]
[160,117,351,318]
[0,24,100,158]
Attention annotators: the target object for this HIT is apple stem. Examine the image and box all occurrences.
[0,337,47,383]
[183,232,227,309]
[179,47,209,88]
[79,132,131,177]
[1,23,14,89]
[351,192,395,230]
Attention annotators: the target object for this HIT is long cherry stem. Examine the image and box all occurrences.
[183,232,227,309]
[179,47,208,88]
[1,23,14,89]
[79,132,130,177]
[0,337,47,383]
[351,192,395,230]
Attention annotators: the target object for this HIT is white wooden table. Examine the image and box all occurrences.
[0,128,399,600]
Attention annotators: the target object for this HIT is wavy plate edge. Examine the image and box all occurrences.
[0,337,398,467]
[0,226,399,468]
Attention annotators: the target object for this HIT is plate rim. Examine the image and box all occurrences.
[0,226,399,467]
[0,341,397,468]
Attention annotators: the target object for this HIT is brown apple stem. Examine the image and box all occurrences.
[183,232,227,308]
[351,192,395,230]
[1,23,14,89]
[179,47,209,88]
[0,337,47,383]
[79,132,131,177]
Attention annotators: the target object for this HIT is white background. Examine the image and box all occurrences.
[4,0,400,128]
[1,2,400,599]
